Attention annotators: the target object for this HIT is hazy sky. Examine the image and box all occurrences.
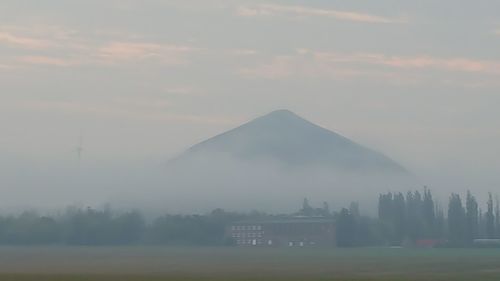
[1,1,500,210]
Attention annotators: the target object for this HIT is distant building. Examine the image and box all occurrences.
[226,217,335,247]
[414,239,441,248]
[473,239,500,247]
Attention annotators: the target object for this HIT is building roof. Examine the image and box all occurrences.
[231,216,334,225]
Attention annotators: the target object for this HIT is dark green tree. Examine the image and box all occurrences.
[378,192,393,222]
[336,208,356,247]
[486,193,495,238]
[465,190,478,243]
[301,198,313,216]
[495,195,500,237]
[406,191,424,240]
[392,192,406,242]
[435,203,445,239]
[349,202,360,218]
[378,192,397,243]
[423,187,436,237]
[448,193,466,246]
[322,202,330,217]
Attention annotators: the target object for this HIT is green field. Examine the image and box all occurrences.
[1,246,500,280]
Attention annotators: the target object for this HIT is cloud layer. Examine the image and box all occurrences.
[237,4,407,23]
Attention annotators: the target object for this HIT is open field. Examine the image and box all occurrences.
[1,246,500,281]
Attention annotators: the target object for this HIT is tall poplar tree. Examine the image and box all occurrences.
[448,193,466,245]
[423,187,436,237]
[486,193,495,238]
[465,190,478,243]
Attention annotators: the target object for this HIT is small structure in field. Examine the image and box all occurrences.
[473,239,500,248]
[414,239,441,248]
[226,217,335,247]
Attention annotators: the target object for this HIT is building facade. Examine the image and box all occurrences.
[226,217,335,247]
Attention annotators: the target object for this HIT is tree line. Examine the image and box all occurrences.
[334,189,500,247]
[0,207,250,246]
[0,189,498,247]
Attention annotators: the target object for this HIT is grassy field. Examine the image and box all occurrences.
[0,246,500,280]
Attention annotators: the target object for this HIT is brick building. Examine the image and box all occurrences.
[226,217,335,247]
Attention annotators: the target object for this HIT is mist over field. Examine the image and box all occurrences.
[0,107,497,214]
[0,107,496,215]
[0,133,414,214]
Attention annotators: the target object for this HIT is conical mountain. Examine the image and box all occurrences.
[175,109,407,173]
[134,110,416,212]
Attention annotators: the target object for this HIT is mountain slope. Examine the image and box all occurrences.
[176,109,407,173]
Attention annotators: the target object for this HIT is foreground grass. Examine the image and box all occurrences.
[0,246,499,280]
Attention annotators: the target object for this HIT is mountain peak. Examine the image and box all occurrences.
[265,109,298,117]
[254,109,305,124]
[245,109,317,131]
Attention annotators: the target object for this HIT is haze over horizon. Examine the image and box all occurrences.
[1,1,499,212]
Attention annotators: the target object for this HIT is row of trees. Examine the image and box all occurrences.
[377,188,444,244]
[374,189,500,246]
[300,189,500,247]
[447,192,500,245]
[0,190,498,247]
[0,207,248,245]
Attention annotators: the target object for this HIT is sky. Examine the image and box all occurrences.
[1,1,500,211]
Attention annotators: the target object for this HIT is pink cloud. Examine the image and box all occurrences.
[0,31,54,49]
[237,4,407,24]
[98,42,163,60]
[240,50,500,82]
[17,56,77,67]
[230,49,259,56]
[0,25,79,51]
[0,25,200,68]
[314,52,500,74]
[10,41,198,68]
[0,63,12,70]
[240,55,400,81]
[97,42,198,64]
